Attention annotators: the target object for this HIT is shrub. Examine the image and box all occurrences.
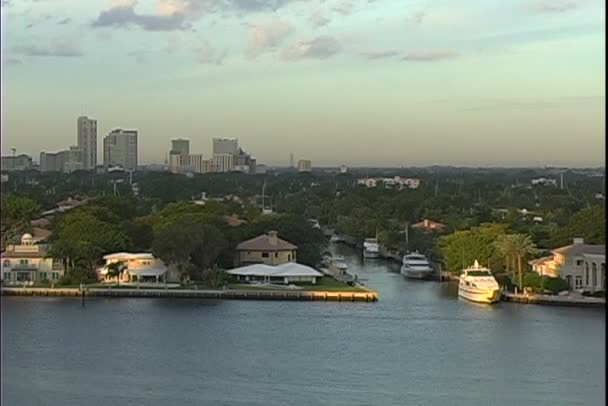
[523,272,541,288]
[582,290,605,298]
[494,273,515,291]
[541,277,570,294]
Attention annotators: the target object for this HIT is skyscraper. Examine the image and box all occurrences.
[77,116,97,169]
[213,138,238,155]
[103,129,138,170]
[171,138,190,155]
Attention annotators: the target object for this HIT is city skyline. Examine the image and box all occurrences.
[0,0,605,167]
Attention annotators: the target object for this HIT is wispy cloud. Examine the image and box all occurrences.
[14,42,83,57]
[246,20,293,57]
[92,0,192,31]
[194,41,227,64]
[360,49,400,59]
[310,10,330,27]
[282,36,341,61]
[402,50,459,62]
[57,17,72,25]
[531,0,578,13]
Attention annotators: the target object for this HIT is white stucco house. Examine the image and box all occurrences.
[99,253,180,284]
[227,262,323,285]
[529,238,606,292]
[1,233,64,285]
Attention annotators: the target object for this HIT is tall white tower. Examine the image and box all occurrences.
[77,116,97,169]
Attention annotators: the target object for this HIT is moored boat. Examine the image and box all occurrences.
[458,260,501,304]
[363,238,380,258]
[400,252,433,279]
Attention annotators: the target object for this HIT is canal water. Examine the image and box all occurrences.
[1,245,605,406]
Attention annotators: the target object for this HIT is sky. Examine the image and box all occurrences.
[0,0,605,167]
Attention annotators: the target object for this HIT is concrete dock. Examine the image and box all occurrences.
[1,287,379,302]
[501,292,605,308]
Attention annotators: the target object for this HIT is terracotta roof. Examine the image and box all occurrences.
[224,215,246,227]
[32,227,52,241]
[411,219,446,230]
[236,232,297,251]
[552,244,605,257]
[31,218,51,228]
[528,256,553,266]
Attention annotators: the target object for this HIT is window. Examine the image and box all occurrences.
[575,275,582,289]
[39,272,47,280]
[585,269,589,286]
[274,252,278,258]
[565,275,572,288]
[20,259,29,265]
[576,260,583,266]
[52,272,59,280]
[3,260,10,267]
[261,252,269,258]
[3,272,9,280]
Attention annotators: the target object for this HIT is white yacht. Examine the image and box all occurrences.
[458,260,501,304]
[363,238,380,258]
[328,256,349,276]
[400,252,433,279]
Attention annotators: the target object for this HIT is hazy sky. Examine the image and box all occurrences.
[1,0,605,167]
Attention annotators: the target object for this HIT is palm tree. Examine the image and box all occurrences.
[494,234,516,278]
[510,234,537,290]
[105,261,126,286]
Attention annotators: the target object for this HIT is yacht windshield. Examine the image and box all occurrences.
[468,271,492,277]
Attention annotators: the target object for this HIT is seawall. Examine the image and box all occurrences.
[1,287,379,303]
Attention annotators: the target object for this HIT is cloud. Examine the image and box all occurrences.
[401,50,459,62]
[194,41,227,64]
[406,10,427,26]
[360,49,400,59]
[332,0,354,15]
[310,10,330,27]
[92,0,192,31]
[531,0,578,13]
[3,57,23,66]
[57,17,72,25]
[14,42,83,57]
[282,36,341,61]
[246,20,293,57]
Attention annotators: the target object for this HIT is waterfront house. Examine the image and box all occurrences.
[100,252,180,284]
[529,238,605,292]
[1,233,64,285]
[235,231,297,266]
[227,262,323,285]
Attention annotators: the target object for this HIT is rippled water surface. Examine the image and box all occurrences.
[2,245,605,405]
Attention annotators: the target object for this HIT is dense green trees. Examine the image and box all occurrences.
[1,194,40,244]
[550,205,606,247]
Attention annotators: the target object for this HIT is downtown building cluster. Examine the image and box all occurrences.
[168,137,257,175]
[36,117,138,173]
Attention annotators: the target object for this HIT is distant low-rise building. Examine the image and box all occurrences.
[357,176,420,189]
[1,233,64,285]
[227,262,322,285]
[529,238,605,292]
[298,160,312,173]
[235,231,297,266]
[40,151,66,172]
[411,219,446,232]
[531,177,557,186]
[1,154,33,171]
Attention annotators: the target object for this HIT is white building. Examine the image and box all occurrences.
[103,129,138,170]
[1,154,33,171]
[1,233,64,285]
[529,238,606,292]
[298,160,312,173]
[357,176,420,189]
[531,177,557,186]
[63,146,84,173]
[213,153,234,173]
[227,262,323,285]
[77,116,97,170]
[99,253,179,283]
[40,151,65,172]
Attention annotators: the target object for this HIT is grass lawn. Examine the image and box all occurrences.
[227,277,369,293]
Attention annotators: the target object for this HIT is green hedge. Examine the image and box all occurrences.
[541,276,570,294]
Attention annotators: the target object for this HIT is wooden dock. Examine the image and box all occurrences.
[1,287,379,302]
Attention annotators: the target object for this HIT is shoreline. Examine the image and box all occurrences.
[1,287,379,302]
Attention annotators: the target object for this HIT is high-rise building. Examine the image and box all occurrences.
[171,139,190,155]
[290,153,294,167]
[298,159,312,173]
[77,116,97,169]
[103,129,138,170]
[40,151,66,172]
[213,138,238,155]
